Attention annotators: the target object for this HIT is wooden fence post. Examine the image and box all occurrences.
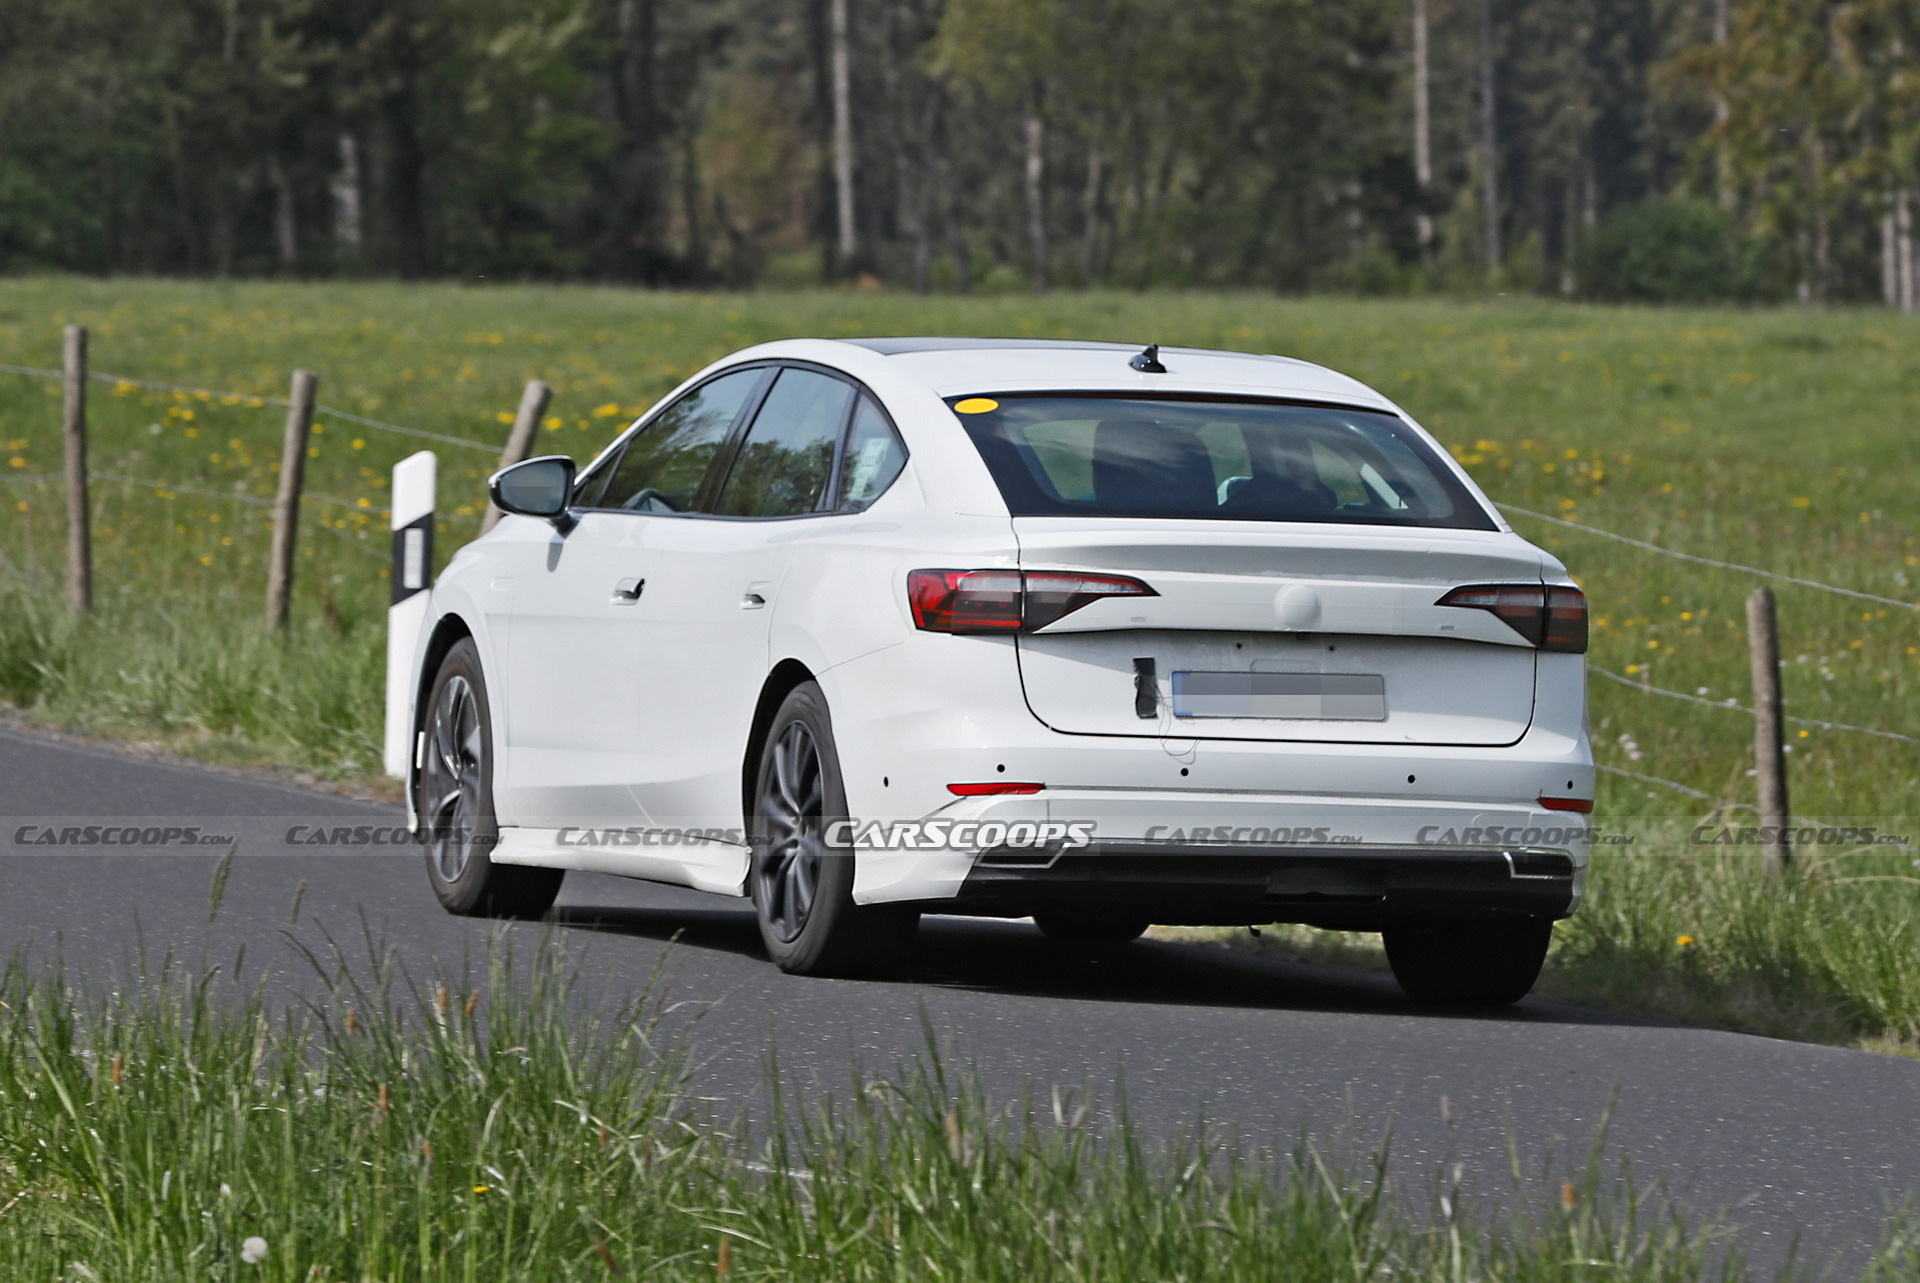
[479,379,552,534]
[1746,586,1791,875]
[265,369,317,630]
[62,325,91,615]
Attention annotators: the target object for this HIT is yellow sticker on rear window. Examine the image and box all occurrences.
[953,397,1000,414]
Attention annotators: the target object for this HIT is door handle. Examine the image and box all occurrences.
[612,577,645,603]
[740,592,766,609]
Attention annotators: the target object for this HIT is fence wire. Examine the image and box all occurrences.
[1590,664,1920,745]
[2,361,497,454]
[1501,503,1918,611]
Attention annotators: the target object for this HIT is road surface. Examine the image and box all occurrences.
[2,721,1915,1271]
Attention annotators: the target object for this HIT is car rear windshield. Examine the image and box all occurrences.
[950,394,1494,530]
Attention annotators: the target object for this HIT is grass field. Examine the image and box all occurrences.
[0,912,1897,1282]
[0,278,1916,1048]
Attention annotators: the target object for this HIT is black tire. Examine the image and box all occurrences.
[749,682,917,976]
[417,638,563,919]
[1033,911,1151,947]
[1383,917,1554,1006]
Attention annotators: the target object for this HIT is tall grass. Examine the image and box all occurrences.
[1548,833,1920,1047]
[0,586,382,777]
[0,927,1869,1282]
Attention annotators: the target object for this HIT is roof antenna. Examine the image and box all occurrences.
[1129,343,1167,374]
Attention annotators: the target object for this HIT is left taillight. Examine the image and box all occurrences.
[1437,583,1588,653]
[908,569,1156,634]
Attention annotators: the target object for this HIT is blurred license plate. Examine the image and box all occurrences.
[1171,672,1387,721]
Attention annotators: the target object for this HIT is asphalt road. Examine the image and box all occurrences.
[3,721,1916,1271]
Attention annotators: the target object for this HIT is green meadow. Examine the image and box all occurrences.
[0,279,1916,1047]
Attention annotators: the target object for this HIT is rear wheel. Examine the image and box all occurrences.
[418,639,563,919]
[1033,911,1151,947]
[1383,918,1553,1006]
[749,682,916,976]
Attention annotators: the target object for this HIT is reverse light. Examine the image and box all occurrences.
[948,781,1046,796]
[1538,796,1595,813]
[908,569,1155,633]
[1436,584,1588,653]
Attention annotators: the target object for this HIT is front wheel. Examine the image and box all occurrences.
[1382,918,1553,1006]
[749,682,916,977]
[417,638,562,919]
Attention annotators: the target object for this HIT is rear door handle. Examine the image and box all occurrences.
[612,577,645,603]
[740,591,766,609]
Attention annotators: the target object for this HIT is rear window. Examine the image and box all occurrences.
[949,394,1494,530]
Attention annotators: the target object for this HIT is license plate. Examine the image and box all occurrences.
[1171,671,1387,721]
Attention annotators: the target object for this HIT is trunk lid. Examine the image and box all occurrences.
[1012,519,1546,746]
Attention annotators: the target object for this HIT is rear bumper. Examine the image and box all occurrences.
[940,843,1577,930]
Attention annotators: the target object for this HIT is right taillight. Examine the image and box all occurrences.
[1437,583,1588,653]
[908,568,1155,633]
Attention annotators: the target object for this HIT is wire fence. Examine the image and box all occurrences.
[1590,664,1920,745]
[1500,503,1918,611]
[1,361,498,454]
[7,355,1913,808]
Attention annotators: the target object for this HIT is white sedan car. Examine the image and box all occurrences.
[407,337,1593,1004]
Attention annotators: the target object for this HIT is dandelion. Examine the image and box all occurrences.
[240,1237,268,1265]
[1791,496,1811,508]
[473,1184,490,1194]
[1676,935,1696,947]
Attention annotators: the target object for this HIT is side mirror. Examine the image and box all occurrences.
[488,455,576,529]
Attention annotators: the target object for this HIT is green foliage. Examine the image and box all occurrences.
[1580,199,1763,303]
[1549,834,1920,1047]
[0,931,1823,1279]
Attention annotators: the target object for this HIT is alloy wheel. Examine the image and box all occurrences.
[423,674,484,883]
[756,720,826,943]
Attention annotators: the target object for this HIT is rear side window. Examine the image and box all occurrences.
[581,367,765,513]
[837,394,907,511]
[950,395,1493,530]
[713,368,853,517]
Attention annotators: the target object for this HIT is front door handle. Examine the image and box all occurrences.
[740,591,766,609]
[612,577,645,603]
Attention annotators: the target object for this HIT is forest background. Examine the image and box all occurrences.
[4,0,1916,304]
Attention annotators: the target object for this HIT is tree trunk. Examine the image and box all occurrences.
[1081,141,1106,283]
[831,0,857,270]
[330,132,363,266]
[1478,0,1501,274]
[1026,106,1049,293]
[1712,0,1733,209]
[1413,0,1434,267]
[609,0,666,280]
[268,155,298,270]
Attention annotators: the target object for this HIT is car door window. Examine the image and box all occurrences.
[581,368,766,513]
[712,368,853,517]
[836,393,908,511]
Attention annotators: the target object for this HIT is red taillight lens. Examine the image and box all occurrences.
[1543,586,1588,652]
[908,569,1155,633]
[1437,583,1587,653]
[908,569,1024,632]
[1539,796,1594,813]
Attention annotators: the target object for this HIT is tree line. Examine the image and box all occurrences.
[2,0,1915,303]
